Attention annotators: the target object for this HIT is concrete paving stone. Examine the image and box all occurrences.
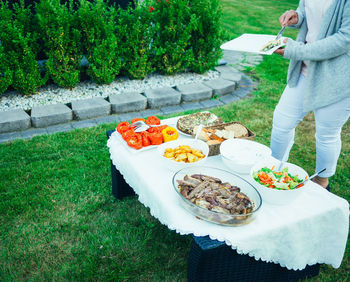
[109,92,147,113]
[180,102,206,112]
[227,65,241,72]
[144,87,181,108]
[72,119,98,129]
[241,62,256,68]
[234,86,253,98]
[233,65,246,71]
[46,123,74,134]
[203,78,237,96]
[215,65,240,74]
[176,83,213,102]
[219,72,242,84]
[21,128,48,140]
[241,75,254,87]
[94,115,119,125]
[160,105,184,115]
[117,112,142,122]
[222,50,245,65]
[139,109,163,118]
[215,65,242,83]
[31,103,72,128]
[245,55,263,64]
[219,93,241,104]
[0,131,22,143]
[0,109,31,133]
[199,99,224,109]
[71,97,111,120]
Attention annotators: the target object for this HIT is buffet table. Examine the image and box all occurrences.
[107,116,349,280]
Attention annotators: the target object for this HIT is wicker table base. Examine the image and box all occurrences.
[107,130,320,281]
[188,236,320,282]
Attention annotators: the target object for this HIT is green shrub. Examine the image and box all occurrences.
[149,0,196,75]
[118,3,156,79]
[78,0,121,84]
[0,0,224,95]
[0,0,46,95]
[0,45,13,94]
[189,0,224,73]
[36,0,81,88]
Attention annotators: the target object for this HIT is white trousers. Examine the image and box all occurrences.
[270,74,350,178]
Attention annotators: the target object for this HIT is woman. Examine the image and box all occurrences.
[271,0,350,190]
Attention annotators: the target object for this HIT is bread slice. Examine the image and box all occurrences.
[193,126,210,141]
[225,124,248,138]
[207,139,222,146]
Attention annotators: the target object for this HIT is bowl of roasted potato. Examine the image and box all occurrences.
[157,139,209,171]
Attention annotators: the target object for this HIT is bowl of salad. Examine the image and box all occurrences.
[250,159,308,205]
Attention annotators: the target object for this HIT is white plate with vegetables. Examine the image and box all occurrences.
[220,34,286,55]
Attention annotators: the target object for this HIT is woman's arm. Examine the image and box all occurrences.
[284,2,350,61]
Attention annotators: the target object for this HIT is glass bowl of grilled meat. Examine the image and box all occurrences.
[172,166,262,226]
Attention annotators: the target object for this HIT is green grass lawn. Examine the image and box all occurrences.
[1,0,349,280]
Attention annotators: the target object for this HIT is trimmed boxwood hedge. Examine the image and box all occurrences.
[0,0,224,95]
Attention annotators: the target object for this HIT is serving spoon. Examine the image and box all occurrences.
[132,120,159,132]
[291,168,326,189]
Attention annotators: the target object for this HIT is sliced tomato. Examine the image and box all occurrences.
[122,128,135,141]
[126,133,142,150]
[117,121,130,134]
[145,115,161,125]
[131,118,145,124]
[118,125,130,134]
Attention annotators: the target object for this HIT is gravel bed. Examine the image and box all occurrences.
[0,70,219,112]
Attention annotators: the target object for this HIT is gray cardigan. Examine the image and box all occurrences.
[284,0,350,112]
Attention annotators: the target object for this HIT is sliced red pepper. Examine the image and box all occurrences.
[145,116,161,125]
[126,133,142,149]
[117,121,130,134]
[156,125,168,131]
[141,131,151,147]
[147,124,168,133]
[148,131,163,145]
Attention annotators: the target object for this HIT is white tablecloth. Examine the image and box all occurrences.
[107,117,349,270]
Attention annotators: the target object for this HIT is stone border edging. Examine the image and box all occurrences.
[0,66,255,144]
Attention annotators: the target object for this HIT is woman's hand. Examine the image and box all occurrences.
[273,38,289,57]
[274,48,285,56]
[279,10,298,26]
